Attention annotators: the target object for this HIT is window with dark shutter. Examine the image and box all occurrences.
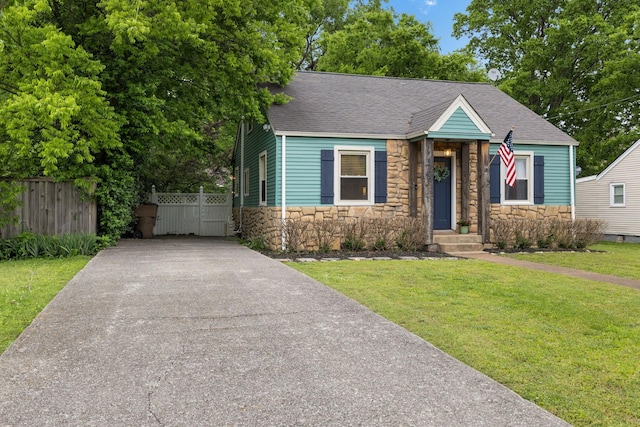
[320,150,334,204]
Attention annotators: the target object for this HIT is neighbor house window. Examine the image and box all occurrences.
[502,152,533,204]
[335,147,374,205]
[243,168,250,197]
[610,183,625,207]
[259,151,267,206]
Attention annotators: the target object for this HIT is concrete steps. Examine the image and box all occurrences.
[433,232,485,253]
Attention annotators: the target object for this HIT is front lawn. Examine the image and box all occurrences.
[0,257,90,354]
[289,258,640,426]
[506,241,640,280]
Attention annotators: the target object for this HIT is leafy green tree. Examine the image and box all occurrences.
[317,0,485,81]
[454,0,640,175]
[0,1,121,182]
[297,0,349,71]
[1,0,308,238]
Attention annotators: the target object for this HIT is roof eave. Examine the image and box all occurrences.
[274,131,407,140]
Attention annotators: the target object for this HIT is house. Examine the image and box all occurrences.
[576,139,640,242]
[233,71,579,251]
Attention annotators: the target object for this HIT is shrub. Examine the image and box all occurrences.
[311,219,341,253]
[365,218,394,251]
[490,219,514,250]
[573,219,606,249]
[0,232,103,260]
[490,218,606,250]
[283,218,312,253]
[534,220,554,249]
[395,218,427,251]
[342,219,366,251]
[95,151,138,241]
[244,235,268,251]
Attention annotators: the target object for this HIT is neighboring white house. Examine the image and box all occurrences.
[576,138,640,242]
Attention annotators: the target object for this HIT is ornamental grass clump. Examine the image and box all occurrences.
[0,232,105,260]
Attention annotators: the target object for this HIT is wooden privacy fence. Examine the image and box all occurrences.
[1,178,97,238]
[150,186,233,236]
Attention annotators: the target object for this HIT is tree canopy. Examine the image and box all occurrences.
[1,0,308,237]
[314,0,486,81]
[454,0,640,175]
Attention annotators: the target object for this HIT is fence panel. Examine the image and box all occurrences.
[151,186,232,236]
[1,178,97,238]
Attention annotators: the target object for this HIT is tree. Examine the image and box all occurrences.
[297,0,349,71]
[0,0,308,238]
[316,0,486,81]
[454,0,640,175]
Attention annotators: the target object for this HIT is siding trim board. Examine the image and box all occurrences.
[595,138,640,182]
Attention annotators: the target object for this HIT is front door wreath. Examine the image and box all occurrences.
[434,164,450,182]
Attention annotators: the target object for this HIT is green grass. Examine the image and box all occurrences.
[505,242,640,280]
[0,256,90,354]
[289,257,640,426]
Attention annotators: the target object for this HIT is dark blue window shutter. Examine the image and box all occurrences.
[490,155,501,203]
[375,151,387,203]
[534,155,544,204]
[320,150,334,204]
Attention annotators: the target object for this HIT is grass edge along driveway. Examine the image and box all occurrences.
[0,256,90,354]
[289,257,640,426]
[506,241,640,280]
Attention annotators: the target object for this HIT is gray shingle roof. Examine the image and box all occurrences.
[407,98,456,136]
[267,72,577,145]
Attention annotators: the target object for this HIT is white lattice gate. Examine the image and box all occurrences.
[150,186,232,236]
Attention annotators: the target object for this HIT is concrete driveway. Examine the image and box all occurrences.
[0,237,569,426]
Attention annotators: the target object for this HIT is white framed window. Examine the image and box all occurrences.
[233,166,239,197]
[334,146,374,205]
[610,183,625,207]
[502,152,533,204]
[259,151,267,206]
[243,168,250,197]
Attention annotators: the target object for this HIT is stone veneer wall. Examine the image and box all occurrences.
[490,204,572,221]
[233,139,572,249]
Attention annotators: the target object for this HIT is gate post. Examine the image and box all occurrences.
[199,186,204,236]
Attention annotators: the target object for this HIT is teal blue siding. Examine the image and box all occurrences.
[237,120,277,208]
[429,108,491,140]
[277,137,387,206]
[490,143,573,205]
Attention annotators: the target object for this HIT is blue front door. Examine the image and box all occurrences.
[434,157,452,230]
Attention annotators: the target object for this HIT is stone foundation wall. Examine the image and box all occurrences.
[490,205,573,221]
[234,204,416,250]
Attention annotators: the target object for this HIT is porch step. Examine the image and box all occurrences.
[433,233,484,253]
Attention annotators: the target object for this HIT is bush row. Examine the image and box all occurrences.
[490,218,606,250]
[0,232,110,260]
[247,217,428,253]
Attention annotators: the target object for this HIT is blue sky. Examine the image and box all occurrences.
[386,0,472,53]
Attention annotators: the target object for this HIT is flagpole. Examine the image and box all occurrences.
[486,126,515,168]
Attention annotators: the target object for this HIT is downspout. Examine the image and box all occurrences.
[569,145,576,222]
[240,120,245,230]
[281,135,287,251]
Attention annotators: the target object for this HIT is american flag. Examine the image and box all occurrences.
[498,130,516,187]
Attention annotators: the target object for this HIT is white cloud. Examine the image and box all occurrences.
[420,0,437,15]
